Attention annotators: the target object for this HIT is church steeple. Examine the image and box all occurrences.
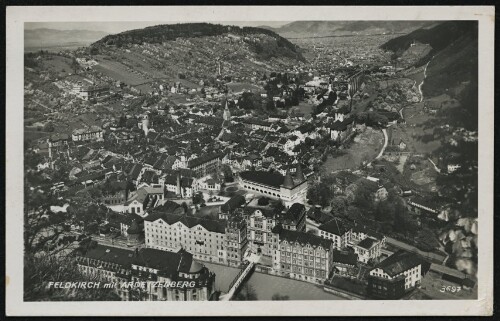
[223,98,231,121]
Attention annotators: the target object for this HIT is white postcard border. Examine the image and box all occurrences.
[6,5,495,316]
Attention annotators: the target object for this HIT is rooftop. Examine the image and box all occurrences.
[239,170,284,189]
[278,227,333,249]
[374,250,424,277]
[318,218,349,236]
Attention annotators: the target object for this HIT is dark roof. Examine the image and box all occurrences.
[332,250,358,265]
[80,244,135,267]
[374,250,424,277]
[145,213,226,234]
[357,237,377,250]
[239,171,284,188]
[278,227,332,249]
[133,247,193,273]
[318,218,349,236]
[221,195,246,212]
[283,203,305,223]
[307,207,334,224]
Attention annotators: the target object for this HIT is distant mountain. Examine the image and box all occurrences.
[25,28,109,51]
[92,23,304,61]
[261,21,436,38]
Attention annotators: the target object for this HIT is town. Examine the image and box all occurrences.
[24,21,479,302]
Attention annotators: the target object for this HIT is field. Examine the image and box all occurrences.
[292,101,315,117]
[24,129,52,142]
[93,57,148,86]
[322,127,383,173]
[40,56,74,77]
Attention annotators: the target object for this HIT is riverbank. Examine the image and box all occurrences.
[202,262,345,300]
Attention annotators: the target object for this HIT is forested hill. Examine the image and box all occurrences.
[92,23,304,61]
[380,21,477,60]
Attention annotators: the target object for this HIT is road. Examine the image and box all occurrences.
[374,128,388,160]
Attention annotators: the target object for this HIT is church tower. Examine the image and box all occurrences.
[223,99,231,122]
[142,114,149,137]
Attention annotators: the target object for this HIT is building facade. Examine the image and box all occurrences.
[76,244,216,301]
[239,168,308,206]
[272,226,334,284]
[318,218,352,250]
[225,215,249,267]
[367,250,423,299]
[72,126,104,142]
[188,154,222,178]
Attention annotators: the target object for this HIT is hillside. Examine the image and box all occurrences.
[381,21,478,101]
[24,28,109,52]
[86,23,305,91]
[93,23,303,61]
[262,21,435,38]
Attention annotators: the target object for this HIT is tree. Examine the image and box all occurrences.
[272,293,290,300]
[44,122,55,132]
[307,182,332,207]
[24,251,121,301]
[118,115,127,128]
[257,197,270,206]
[89,46,99,55]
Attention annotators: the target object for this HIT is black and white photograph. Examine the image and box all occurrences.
[6,5,494,316]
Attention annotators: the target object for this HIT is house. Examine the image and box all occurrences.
[72,126,104,142]
[124,186,163,217]
[331,250,358,277]
[278,203,306,232]
[352,236,385,264]
[367,250,424,299]
[318,218,352,250]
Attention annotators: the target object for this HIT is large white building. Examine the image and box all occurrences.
[239,166,308,206]
[72,126,104,142]
[144,213,247,267]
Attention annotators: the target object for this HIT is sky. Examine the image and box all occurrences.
[25,21,291,34]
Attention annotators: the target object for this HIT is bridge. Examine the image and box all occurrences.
[219,253,259,301]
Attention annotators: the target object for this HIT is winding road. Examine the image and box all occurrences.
[375,128,388,160]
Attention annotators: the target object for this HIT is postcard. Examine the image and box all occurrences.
[6,5,494,316]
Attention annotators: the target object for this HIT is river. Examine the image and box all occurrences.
[202,262,345,300]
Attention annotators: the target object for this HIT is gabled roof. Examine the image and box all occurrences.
[318,218,349,236]
[283,203,305,223]
[356,237,378,250]
[373,250,424,277]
